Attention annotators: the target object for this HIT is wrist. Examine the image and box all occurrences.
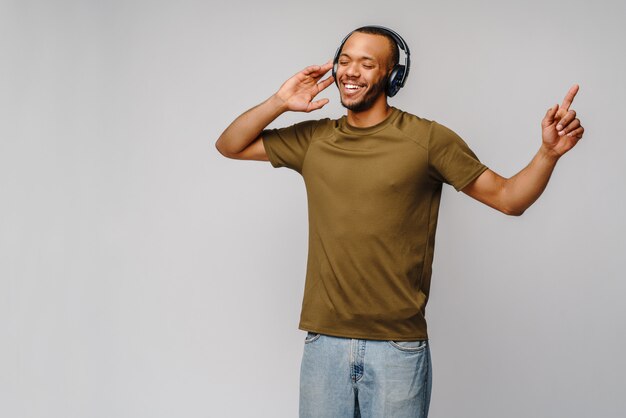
[269,93,289,114]
[539,144,561,163]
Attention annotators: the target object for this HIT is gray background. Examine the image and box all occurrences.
[2,0,625,417]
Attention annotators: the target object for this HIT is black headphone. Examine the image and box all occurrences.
[332,25,411,98]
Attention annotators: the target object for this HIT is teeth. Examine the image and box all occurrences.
[345,84,362,90]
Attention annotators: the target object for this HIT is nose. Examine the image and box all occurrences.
[344,62,360,78]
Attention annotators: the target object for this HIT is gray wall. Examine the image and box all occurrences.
[2,0,625,417]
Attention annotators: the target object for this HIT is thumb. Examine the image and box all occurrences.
[542,103,559,128]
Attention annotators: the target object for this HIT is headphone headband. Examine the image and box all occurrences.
[332,25,411,97]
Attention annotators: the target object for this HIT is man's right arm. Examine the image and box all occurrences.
[214,95,286,161]
[214,61,334,161]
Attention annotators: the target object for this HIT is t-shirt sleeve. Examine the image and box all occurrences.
[261,119,319,174]
[428,121,489,191]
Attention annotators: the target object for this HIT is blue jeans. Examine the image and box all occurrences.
[299,332,432,418]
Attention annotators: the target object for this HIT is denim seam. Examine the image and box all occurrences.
[350,339,365,384]
[355,340,365,383]
[420,347,431,418]
[350,339,356,385]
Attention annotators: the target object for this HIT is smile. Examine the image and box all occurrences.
[342,82,366,96]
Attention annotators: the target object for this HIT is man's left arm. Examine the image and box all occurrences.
[462,84,585,216]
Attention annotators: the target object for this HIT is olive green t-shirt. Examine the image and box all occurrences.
[262,107,488,341]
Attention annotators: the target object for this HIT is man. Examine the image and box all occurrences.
[215,26,584,418]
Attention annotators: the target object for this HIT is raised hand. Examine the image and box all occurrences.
[274,61,335,113]
[541,84,585,157]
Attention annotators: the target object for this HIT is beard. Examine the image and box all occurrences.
[340,75,388,112]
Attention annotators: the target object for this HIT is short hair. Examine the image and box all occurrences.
[353,27,399,71]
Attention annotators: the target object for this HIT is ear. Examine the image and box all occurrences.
[384,65,394,83]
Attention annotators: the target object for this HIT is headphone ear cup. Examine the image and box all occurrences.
[386,65,403,97]
[332,43,343,87]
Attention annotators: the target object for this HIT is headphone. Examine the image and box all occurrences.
[332,25,411,98]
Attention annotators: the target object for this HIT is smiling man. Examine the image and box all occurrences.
[215,26,584,418]
[337,30,393,113]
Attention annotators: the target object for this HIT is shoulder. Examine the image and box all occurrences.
[293,117,336,136]
[391,109,473,154]
[311,117,336,137]
[389,108,435,147]
[264,117,335,141]
[398,111,466,147]
[395,110,460,137]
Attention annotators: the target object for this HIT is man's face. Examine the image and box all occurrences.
[335,32,393,112]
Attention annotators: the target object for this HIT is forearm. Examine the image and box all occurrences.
[465,86,584,216]
[501,145,560,215]
[215,94,287,156]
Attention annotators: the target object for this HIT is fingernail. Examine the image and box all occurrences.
[557,124,563,130]
[559,130,565,136]
[567,133,573,137]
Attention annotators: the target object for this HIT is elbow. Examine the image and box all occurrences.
[501,205,525,217]
[215,138,235,159]
[498,180,526,216]
[505,209,525,217]
[214,140,225,157]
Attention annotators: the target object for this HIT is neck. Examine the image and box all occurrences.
[346,96,392,127]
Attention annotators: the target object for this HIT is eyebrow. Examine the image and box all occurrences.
[339,53,376,62]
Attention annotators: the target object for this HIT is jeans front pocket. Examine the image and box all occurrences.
[304,332,321,344]
[387,339,428,352]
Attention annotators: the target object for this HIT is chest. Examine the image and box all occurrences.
[302,136,430,199]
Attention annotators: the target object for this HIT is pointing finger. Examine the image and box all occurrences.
[560,84,579,111]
